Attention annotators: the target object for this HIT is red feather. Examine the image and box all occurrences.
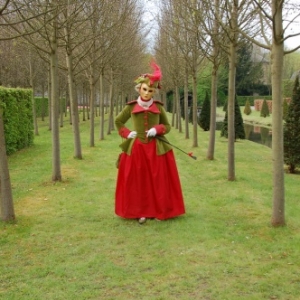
[148,61,162,85]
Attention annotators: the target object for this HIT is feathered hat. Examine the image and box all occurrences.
[134,60,162,89]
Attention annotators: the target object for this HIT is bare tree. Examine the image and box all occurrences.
[238,0,300,226]
[157,0,207,146]
[0,0,10,15]
[61,0,91,159]
[49,3,61,181]
[226,0,239,181]
[201,0,256,179]
[75,0,144,145]
[201,0,224,160]
[3,0,64,181]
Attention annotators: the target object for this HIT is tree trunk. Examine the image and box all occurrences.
[207,65,218,160]
[59,89,64,127]
[0,106,15,222]
[115,90,120,116]
[107,67,114,135]
[66,52,82,159]
[207,0,219,160]
[176,85,182,132]
[29,57,39,136]
[271,0,285,226]
[82,83,87,122]
[120,91,125,112]
[89,73,96,147]
[227,1,238,181]
[99,71,105,140]
[50,23,62,181]
[171,91,175,127]
[192,72,198,147]
[184,66,189,139]
[48,68,52,131]
[41,84,45,122]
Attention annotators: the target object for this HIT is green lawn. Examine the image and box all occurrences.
[1,114,299,300]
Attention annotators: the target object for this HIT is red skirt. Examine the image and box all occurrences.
[115,139,185,220]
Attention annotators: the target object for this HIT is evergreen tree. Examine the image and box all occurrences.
[283,75,300,173]
[198,91,210,131]
[235,42,264,95]
[282,98,289,120]
[221,96,245,140]
[244,99,252,115]
[223,100,227,112]
[218,40,266,96]
[260,99,270,117]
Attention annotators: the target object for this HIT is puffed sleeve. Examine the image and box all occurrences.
[115,105,132,138]
[155,105,171,135]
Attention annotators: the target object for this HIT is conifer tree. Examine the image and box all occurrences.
[244,99,252,115]
[260,99,270,117]
[282,98,289,120]
[198,91,210,131]
[283,75,300,173]
[221,96,245,140]
[223,100,227,112]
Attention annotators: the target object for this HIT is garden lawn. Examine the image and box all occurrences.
[1,114,300,300]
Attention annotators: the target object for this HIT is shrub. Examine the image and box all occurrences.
[221,95,245,140]
[244,99,252,115]
[198,91,210,131]
[260,99,270,117]
[283,75,300,173]
[282,98,289,120]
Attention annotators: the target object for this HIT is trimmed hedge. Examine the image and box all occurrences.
[236,95,272,106]
[0,87,34,155]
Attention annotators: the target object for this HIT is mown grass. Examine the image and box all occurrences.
[1,113,300,300]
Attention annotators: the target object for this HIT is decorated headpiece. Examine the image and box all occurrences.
[134,61,162,89]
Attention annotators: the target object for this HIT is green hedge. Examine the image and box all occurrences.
[236,80,294,106]
[0,87,34,155]
[236,95,272,106]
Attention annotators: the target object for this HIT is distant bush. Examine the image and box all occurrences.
[236,95,272,106]
[284,76,300,173]
[260,99,270,117]
[244,99,252,115]
[198,91,210,131]
[221,96,245,140]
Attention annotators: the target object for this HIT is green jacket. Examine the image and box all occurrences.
[115,100,172,155]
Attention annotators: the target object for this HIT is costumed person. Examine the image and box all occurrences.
[114,61,185,224]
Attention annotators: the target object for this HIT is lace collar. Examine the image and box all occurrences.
[137,96,153,109]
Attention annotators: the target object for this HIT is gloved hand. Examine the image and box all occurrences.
[127,131,137,139]
[146,128,157,137]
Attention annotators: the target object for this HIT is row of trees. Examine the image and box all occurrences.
[151,0,300,227]
[1,0,300,226]
[0,0,150,221]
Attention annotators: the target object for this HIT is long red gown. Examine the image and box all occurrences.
[115,139,185,220]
